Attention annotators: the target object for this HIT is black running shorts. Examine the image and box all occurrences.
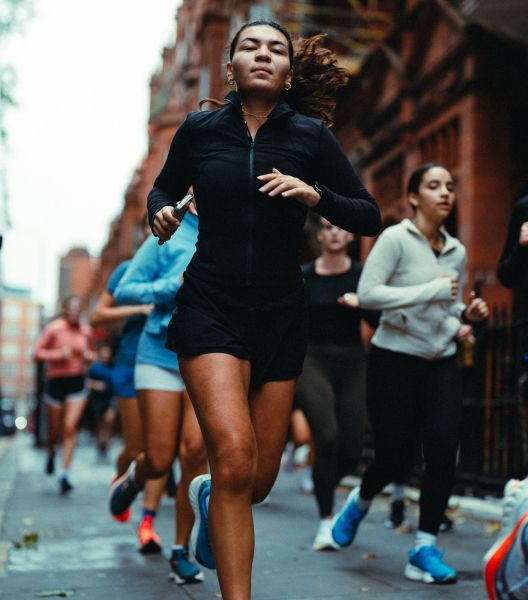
[44,375,86,406]
[166,274,307,389]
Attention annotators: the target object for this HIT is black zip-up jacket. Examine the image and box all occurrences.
[497,195,528,357]
[147,91,381,288]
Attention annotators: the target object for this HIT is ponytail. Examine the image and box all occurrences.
[289,34,348,127]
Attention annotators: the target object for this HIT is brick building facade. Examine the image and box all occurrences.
[58,247,99,310]
[0,286,42,413]
[334,0,528,308]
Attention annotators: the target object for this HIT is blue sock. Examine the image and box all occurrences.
[142,508,157,519]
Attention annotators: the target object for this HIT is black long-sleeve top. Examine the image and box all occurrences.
[147,91,380,288]
[302,261,379,346]
[497,196,528,356]
[497,196,528,290]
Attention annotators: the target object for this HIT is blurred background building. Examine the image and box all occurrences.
[0,286,42,421]
[58,246,99,312]
[84,0,528,315]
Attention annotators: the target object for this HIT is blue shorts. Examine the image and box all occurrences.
[111,364,136,398]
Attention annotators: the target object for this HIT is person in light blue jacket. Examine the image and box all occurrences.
[110,209,208,585]
[331,163,489,585]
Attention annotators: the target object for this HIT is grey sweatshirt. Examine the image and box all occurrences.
[357,219,466,359]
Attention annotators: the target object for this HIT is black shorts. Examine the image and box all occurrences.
[44,375,86,407]
[89,392,114,416]
[166,274,307,389]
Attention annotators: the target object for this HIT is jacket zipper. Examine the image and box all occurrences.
[246,125,255,285]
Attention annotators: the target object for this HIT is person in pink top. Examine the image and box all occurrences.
[34,295,94,494]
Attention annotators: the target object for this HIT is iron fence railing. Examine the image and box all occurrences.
[455,312,528,495]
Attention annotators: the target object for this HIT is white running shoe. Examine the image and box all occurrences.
[312,519,340,551]
[293,444,311,467]
[299,466,314,494]
[500,479,528,538]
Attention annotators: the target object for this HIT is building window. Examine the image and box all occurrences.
[372,155,404,212]
[2,343,20,360]
[2,384,16,398]
[1,324,21,337]
[3,302,22,320]
[419,118,460,171]
[198,66,210,101]
[250,2,273,21]
[1,364,18,378]
[27,307,40,324]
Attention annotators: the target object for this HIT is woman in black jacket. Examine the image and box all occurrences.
[113,20,380,600]
[497,195,528,363]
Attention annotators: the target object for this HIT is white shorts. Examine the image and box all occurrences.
[134,363,185,393]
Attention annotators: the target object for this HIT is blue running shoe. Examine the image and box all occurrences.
[331,488,368,547]
[58,475,73,495]
[109,462,142,517]
[169,546,205,585]
[189,474,215,570]
[405,546,457,584]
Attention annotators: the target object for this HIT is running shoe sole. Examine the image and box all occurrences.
[404,562,457,584]
[168,570,205,585]
[139,538,162,555]
[110,476,132,522]
[109,465,141,517]
[59,478,73,495]
[312,541,339,551]
[112,507,131,523]
[189,474,216,570]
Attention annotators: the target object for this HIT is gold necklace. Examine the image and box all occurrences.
[241,106,270,123]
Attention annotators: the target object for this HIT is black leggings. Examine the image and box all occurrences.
[295,344,366,518]
[360,345,463,535]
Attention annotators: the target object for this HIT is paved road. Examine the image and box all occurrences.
[0,435,495,599]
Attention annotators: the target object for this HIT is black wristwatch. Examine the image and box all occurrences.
[313,182,324,202]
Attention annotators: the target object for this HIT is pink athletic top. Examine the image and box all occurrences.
[34,317,93,379]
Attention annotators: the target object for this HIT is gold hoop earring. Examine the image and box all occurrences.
[284,81,292,91]
[227,76,236,86]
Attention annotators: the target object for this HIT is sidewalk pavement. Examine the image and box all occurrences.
[0,434,500,599]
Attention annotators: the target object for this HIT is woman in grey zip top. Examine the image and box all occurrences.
[331,163,488,584]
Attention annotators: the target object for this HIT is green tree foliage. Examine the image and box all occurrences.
[0,0,33,232]
[0,0,34,142]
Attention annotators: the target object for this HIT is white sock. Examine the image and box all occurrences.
[392,484,406,502]
[60,469,70,479]
[172,544,185,551]
[415,530,436,549]
[357,495,372,512]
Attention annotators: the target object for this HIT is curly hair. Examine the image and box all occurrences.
[290,34,349,127]
[201,21,348,127]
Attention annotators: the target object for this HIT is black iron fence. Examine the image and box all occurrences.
[456,311,528,496]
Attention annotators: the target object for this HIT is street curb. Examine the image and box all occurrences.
[0,437,18,534]
[340,475,503,522]
[0,436,19,577]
